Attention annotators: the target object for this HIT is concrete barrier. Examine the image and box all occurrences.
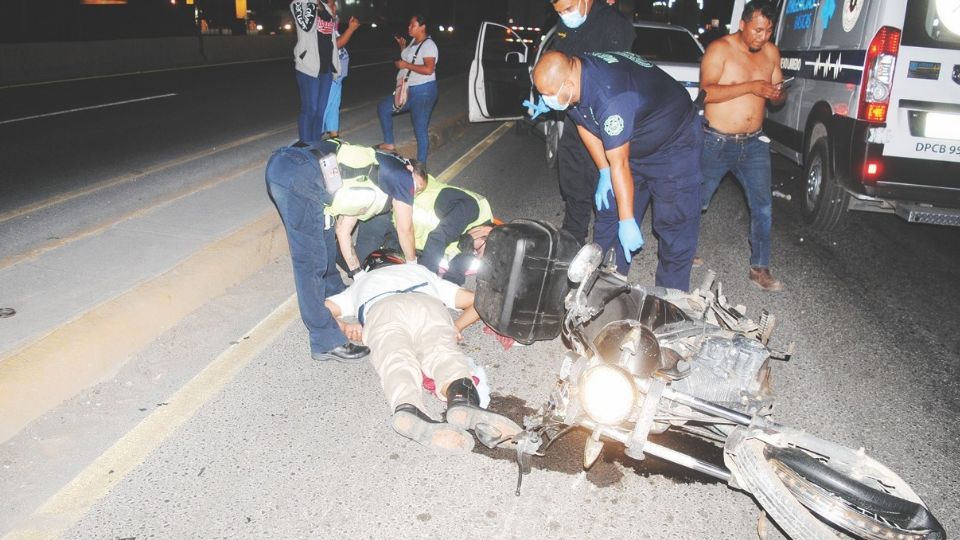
[0,35,295,86]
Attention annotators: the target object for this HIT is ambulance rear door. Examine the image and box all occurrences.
[882,0,960,166]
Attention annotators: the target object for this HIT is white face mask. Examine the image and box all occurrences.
[559,0,588,29]
[542,81,572,111]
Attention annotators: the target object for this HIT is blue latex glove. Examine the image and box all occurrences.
[618,218,644,257]
[522,97,550,120]
[595,167,613,211]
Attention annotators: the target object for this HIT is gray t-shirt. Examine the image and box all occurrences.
[397,37,438,86]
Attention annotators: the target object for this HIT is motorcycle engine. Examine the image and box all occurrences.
[668,334,772,414]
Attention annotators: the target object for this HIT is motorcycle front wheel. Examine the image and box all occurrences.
[725,427,945,540]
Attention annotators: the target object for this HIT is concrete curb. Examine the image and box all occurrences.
[392,113,472,166]
[0,113,469,443]
[0,212,287,443]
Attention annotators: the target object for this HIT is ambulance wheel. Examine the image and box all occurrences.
[801,137,849,231]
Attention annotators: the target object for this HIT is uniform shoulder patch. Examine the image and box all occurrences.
[613,51,653,68]
[587,52,619,63]
[604,115,625,136]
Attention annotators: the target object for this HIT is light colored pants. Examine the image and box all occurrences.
[363,293,472,412]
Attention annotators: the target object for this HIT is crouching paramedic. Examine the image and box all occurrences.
[309,138,421,274]
[324,249,522,452]
[409,174,497,285]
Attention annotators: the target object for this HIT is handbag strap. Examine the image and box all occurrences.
[402,37,431,82]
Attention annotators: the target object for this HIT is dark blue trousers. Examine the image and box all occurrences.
[265,147,347,355]
[593,116,703,291]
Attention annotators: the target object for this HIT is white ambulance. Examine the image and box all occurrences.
[759,0,960,229]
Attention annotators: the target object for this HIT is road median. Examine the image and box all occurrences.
[0,110,470,444]
[0,212,286,443]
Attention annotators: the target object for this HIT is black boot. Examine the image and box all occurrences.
[391,404,473,452]
[444,378,521,445]
[445,377,481,408]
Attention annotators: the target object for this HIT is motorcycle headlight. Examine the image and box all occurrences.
[579,364,636,425]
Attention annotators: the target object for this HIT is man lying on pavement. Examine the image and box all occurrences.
[323,249,522,451]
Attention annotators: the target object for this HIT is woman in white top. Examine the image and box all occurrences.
[375,14,438,163]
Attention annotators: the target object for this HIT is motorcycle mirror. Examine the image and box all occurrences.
[568,243,603,283]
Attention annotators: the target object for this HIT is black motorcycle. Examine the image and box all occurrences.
[475,219,945,540]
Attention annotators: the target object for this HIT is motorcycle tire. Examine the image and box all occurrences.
[725,428,945,540]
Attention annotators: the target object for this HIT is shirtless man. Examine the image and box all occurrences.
[699,0,786,291]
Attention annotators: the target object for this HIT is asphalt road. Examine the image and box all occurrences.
[1,42,958,538]
[53,122,960,538]
[0,39,473,262]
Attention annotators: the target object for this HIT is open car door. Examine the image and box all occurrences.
[468,22,531,123]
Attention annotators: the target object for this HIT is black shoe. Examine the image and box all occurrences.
[444,378,521,442]
[311,342,370,363]
[392,404,473,452]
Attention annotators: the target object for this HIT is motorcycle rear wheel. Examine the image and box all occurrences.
[725,428,945,540]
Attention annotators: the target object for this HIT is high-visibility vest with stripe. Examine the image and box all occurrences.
[323,144,391,221]
[410,176,493,257]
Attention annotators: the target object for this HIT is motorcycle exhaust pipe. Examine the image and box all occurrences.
[581,418,732,482]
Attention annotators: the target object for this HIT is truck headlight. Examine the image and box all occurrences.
[579,364,636,425]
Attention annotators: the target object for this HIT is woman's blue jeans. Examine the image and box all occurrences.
[296,70,333,144]
[378,80,438,162]
[265,147,346,355]
[700,130,773,269]
[322,75,343,133]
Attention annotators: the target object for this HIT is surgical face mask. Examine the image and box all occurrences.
[559,0,587,29]
[542,82,571,111]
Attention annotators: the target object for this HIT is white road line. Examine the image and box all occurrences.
[0,57,394,90]
[2,120,514,538]
[348,60,395,69]
[0,93,177,125]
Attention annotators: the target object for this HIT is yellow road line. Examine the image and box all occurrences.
[0,75,466,226]
[0,212,288,443]
[2,121,512,538]
[0,118,382,271]
[0,125,292,226]
[436,122,513,184]
[0,163,255,271]
[2,295,300,540]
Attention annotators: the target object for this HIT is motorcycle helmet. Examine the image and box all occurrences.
[362,248,405,272]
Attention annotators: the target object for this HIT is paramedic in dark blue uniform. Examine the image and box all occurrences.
[533,50,703,290]
[525,0,634,246]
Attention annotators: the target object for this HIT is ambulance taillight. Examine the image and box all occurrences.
[858,26,901,124]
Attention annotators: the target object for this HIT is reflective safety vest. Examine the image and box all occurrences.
[323,144,391,221]
[410,176,493,258]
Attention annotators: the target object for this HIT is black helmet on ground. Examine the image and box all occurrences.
[362,249,405,272]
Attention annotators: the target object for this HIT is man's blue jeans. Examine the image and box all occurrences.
[700,129,773,269]
[265,147,346,355]
[296,70,333,144]
[378,80,438,162]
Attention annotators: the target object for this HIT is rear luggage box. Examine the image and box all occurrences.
[475,219,579,344]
